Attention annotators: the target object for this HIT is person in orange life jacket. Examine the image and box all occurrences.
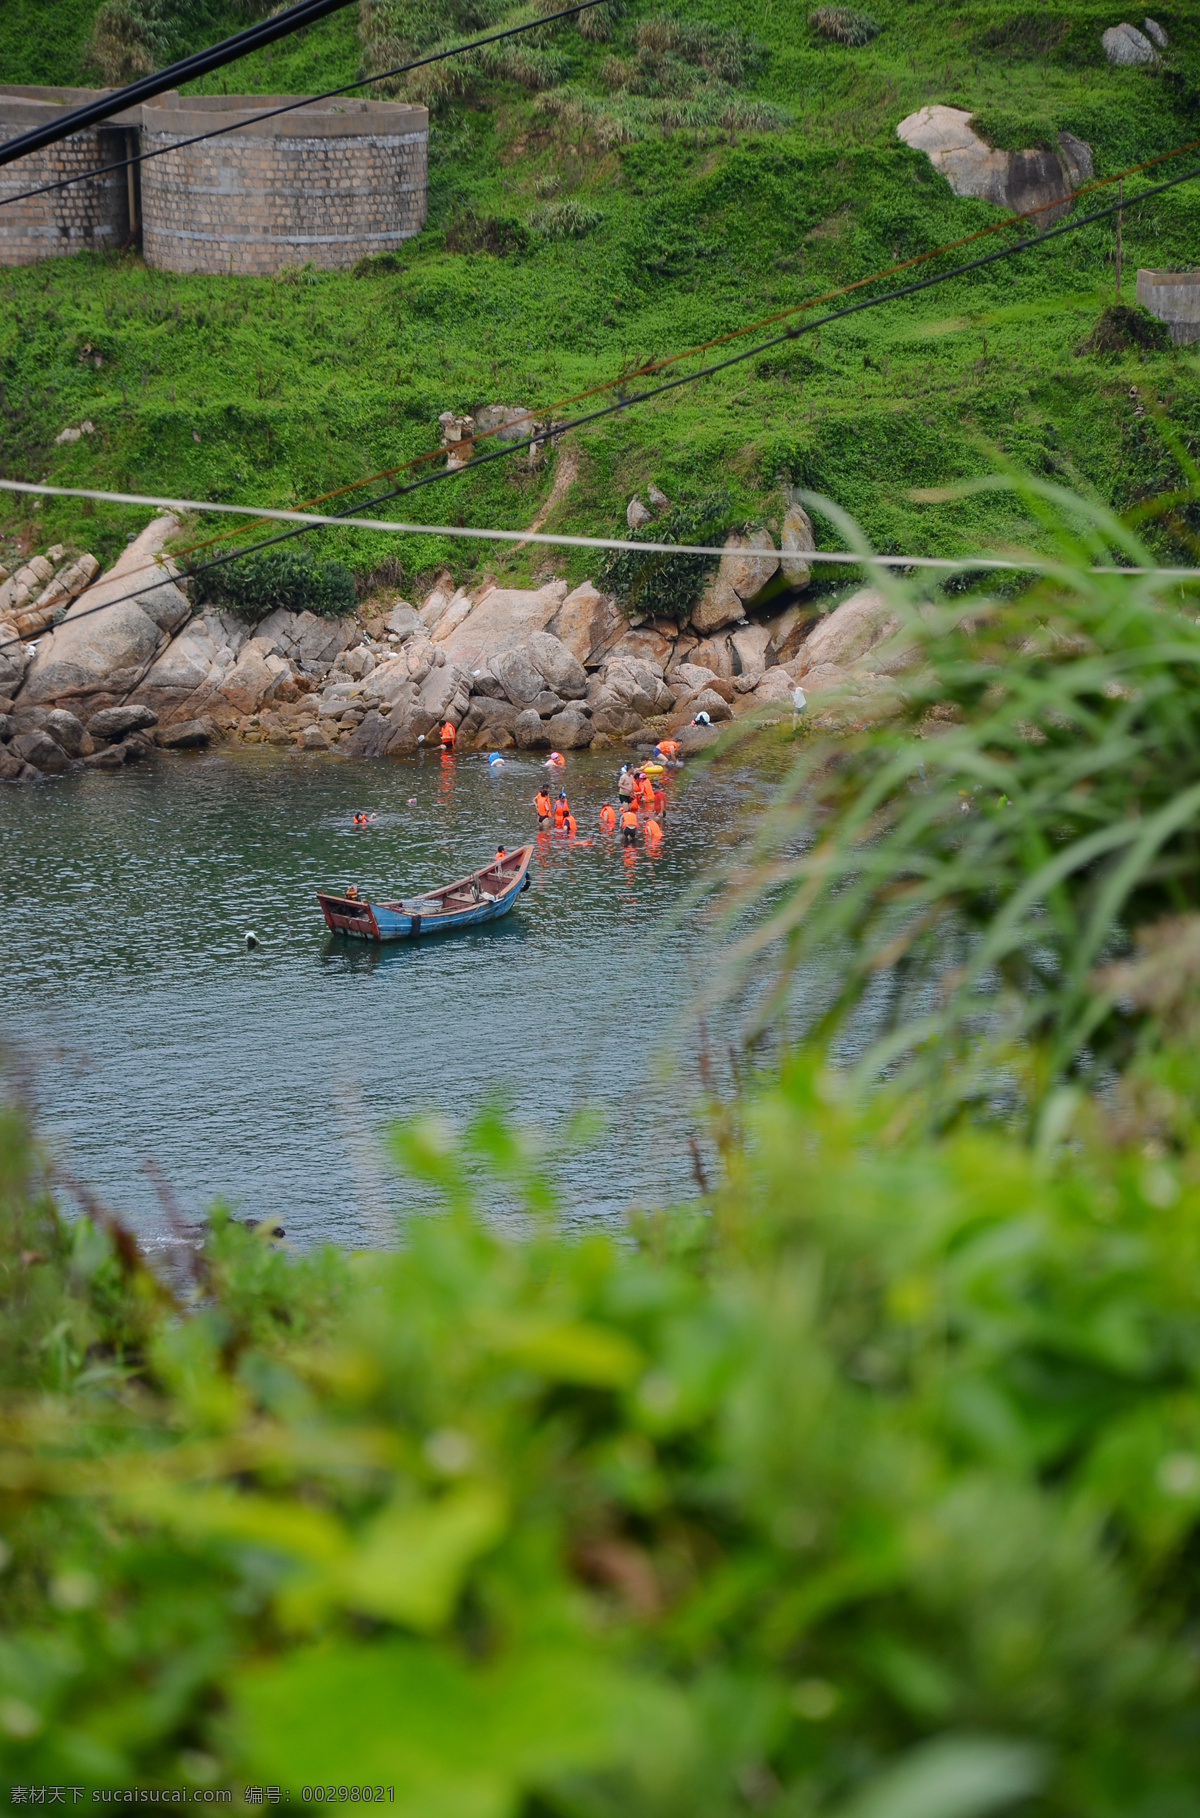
[494,845,507,864]
[643,814,663,844]
[654,739,680,764]
[652,781,665,817]
[564,810,577,837]
[440,719,456,750]
[599,802,617,832]
[553,791,569,830]
[620,802,639,847]
[535,787,552,827]
[635,771,655,810]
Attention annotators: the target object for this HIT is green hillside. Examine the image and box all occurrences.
[2,1,1200,595]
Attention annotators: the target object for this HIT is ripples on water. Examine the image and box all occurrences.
[1,746,772,1248]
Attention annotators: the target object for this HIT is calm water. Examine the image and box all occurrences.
[1,746,773,1249]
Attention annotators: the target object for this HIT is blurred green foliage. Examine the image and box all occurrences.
[5,1057,1200,1810]
[710,478,1200,1111]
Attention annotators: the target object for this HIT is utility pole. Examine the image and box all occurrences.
[1115,177,1123,303]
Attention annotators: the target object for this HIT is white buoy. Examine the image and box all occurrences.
[245,932,259,949]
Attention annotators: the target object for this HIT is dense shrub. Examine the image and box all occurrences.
[1077,301,1175,358]
[599,488,734,620]
[528,198,604,240]
[968,107,1060,151]
[197,545,357,621]
[443,205,529,256]
[808,7,881,49]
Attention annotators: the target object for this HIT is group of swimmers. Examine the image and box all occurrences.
[532,756,669,849]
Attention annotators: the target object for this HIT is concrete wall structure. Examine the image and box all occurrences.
[139,93,427,275]
[1136,269,1200,345]
[0,87,140,264]
[0,87,428,274]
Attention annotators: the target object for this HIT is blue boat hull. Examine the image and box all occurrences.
[317,845,533,943]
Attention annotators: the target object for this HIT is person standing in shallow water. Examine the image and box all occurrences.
[617,764,635,803]
[620,802,639,848]
[599,803,616,832]
[535,785,552,829]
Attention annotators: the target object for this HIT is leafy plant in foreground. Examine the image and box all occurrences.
[709,479,1200,1112]
[5,1066,1200,1809]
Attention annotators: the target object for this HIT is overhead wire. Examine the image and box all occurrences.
[2,476,1197,577]
[0,0,610,215]
[118,125,1200,580]
[5,144,1200,658]
[0,0,360,167]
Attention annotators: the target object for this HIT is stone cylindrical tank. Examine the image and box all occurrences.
[0,86,137,265]
[138,93,428,276]
[1135,270,1200,345]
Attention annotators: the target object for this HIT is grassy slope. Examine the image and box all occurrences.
[2,2,1200,597]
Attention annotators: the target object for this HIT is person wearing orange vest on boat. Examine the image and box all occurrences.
[553,791,569,830]
[599,802,616,832]
[643,814,663,844]
[494,845,507,864]
[440,719,456,751]
[619,802,639,847]
[535,787,552,828]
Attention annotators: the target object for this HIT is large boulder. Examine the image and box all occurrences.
[684,688,732,723]
[765,604,815,667]
[896,106,1093,224]
[692,530,779,635]
[544,709,594,749]
[0,557,54,623]
[547,581,625,665]
[87,703,159,741]
[492,645,546,709]
[155,719,211,749]
[13,554,101,638]
[513,708,549,749]
[438,581,568,669]
[1102,22,1157,64]
[383,600,422,640]
[13,726,70,773]
[20,518,188,709]
[528,630,588,699]
[43,708,88,757]
[731,624,772,678]
[0,631,29,699]
[689,637,736,681]
[780,503,816,589]
[793,588,899,677]
[252,608,357,678]
[430,590,475,644]
[670,661,721,695]
[605,627,674,668]
[129,608,249,724]
[218,639,281,718]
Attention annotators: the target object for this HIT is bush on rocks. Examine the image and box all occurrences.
[195,548,357,623]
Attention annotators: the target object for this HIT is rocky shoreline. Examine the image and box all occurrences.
[0,512,906,782]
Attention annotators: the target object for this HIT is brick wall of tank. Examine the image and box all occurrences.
[139,129,428,276]
[0,128,131,265]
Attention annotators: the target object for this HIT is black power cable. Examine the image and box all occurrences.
[4,157,1199,661]
[0,0,608,216]
[0,0,358,169]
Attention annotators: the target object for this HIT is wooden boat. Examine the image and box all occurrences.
[316,845,533,943]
